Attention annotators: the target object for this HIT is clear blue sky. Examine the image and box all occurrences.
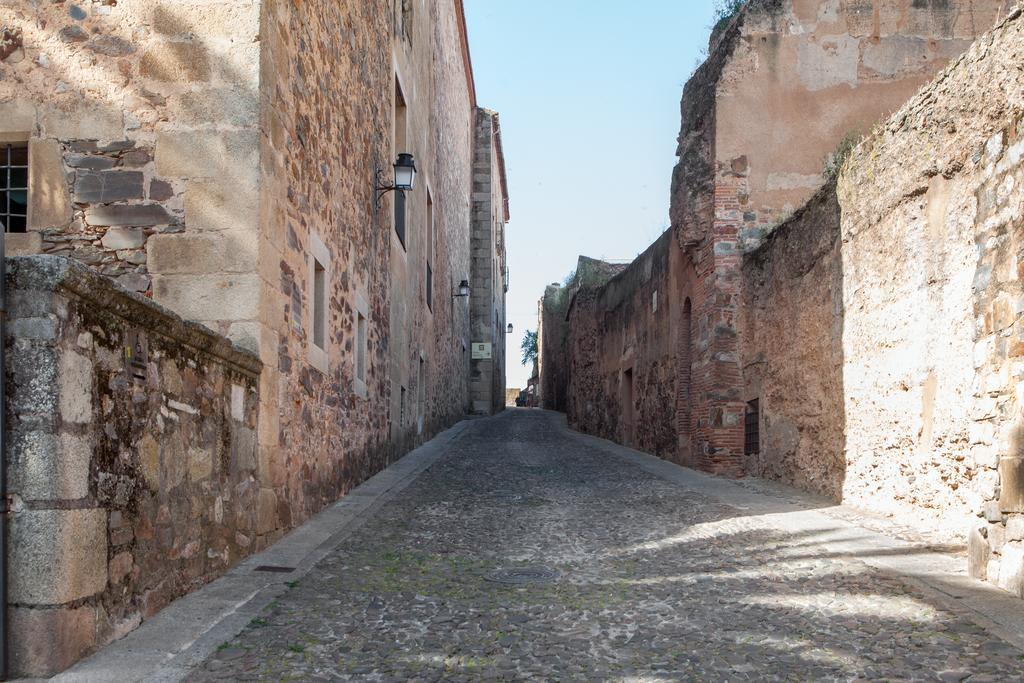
[464,1,720,390]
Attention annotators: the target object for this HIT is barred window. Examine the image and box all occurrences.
[744,399,760,455]
[1,143,28,233]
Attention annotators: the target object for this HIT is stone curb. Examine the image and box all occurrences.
[565,415,1024,653]
[38,419,474,683]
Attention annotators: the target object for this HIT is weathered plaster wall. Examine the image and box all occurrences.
[740,183,845,500]
[738,7,1024,597]
[830,8,1024,589]
[5,256,260,677]
[718,0,1005,252]
[0,0,261,331]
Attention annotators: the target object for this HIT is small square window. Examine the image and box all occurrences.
[2,142,29,234]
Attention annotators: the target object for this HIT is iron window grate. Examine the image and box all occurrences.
[744,399,760,455]
[1,143,28,233]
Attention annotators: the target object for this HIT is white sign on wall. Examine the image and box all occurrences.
[471,342,492,360]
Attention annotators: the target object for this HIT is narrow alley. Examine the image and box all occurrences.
[115,410,1024,681]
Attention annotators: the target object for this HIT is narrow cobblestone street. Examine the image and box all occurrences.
[187,410,1024,682]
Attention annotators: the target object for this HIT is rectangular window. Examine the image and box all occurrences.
[417,357,425,433]
[745,399,760,455]
[426,191,433,311]
[400,386,406,427]
[394,78,408,249]
[312,257,326,350]
[356,311,367,382]
[1,143,28,234]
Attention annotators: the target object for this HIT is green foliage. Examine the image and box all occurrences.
[521,330,538,367]
[713,0,746,30]
[824,132,861,179]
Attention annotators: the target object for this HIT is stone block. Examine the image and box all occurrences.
[998,542,1024,597]
[1000,457,1024,512]
[168,88,258,127]
[230,425,257,473]
[109,551,134,585]
[147,231,257,275]
[256,488,278,534]
[0,99,35,132]
[968,526,991,579]
[9,508,107,604]
[1007,514,1024,541]
[74,170,145,203]
[188,447,213,482]
[5,231,42,255]
[138,432,160,490]
[59,350,92,425]
[101,227,147,250]
[9,431,91,501]
[9,605,97,678]
[151,273,260,322]
[155,129,257,181]
[86,204,171,227]
[187,178,262,233]
[28,139,73,230]
[140,41,211,82]
[41,103,123,141]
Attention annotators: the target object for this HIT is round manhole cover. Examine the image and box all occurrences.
[485,566,560,585]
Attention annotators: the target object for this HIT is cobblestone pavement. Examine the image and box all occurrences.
[188,410,1024,682]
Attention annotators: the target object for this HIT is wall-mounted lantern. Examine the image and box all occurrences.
[375,153,417,205]
[453,279,470,298]
[506,323,514,334]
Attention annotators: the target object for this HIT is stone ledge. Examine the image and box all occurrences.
[6,255,262,378]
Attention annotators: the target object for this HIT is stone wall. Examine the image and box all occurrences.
[832,7,1024,583]
[740,183,845,500]
[0,0,261,326]
[5,256,260,677]
[469,108,509,415]
[564,235,678,459]
[737,6,1024,595]
[545,0,1006,479]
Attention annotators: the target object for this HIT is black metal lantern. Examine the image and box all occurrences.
[506,323,513,334]
[375,153,417,205]
[393,153,416,191]
[453,279,470,298]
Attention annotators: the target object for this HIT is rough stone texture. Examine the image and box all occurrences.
[740,184,845,499]
[562,244,679,460]
[188,411,1024,681]
[469,109,509,415]
[4,256,261,678]
[0,0,261,296]
[2,1,502,675]
[541,0,1006,481]
[736,7,1024,592]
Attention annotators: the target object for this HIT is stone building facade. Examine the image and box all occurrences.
[0,0,507,675]
[541,0,1024,598]
[469,108,510,415]
[542,0,1006,474]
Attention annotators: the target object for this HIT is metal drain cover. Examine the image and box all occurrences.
[485,566,559,585]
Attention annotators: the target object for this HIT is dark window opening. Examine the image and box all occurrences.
[1,143,28,234]
[394,78,408,249]
[426,192,433,310]
[312,257,326,350]
[745,399,760,455]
